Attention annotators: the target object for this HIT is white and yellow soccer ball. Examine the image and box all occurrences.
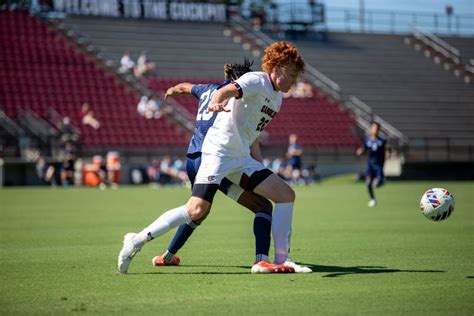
[419,188,455,221]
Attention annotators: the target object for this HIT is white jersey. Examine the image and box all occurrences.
[201,71,282,157]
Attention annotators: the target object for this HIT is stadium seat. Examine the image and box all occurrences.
[0,10,188,148]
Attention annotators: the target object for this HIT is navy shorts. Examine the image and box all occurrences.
[288,156,301,170]
[366,162,384,186]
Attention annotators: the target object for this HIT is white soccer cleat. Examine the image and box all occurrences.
[118,233,144,274]
[283,260,312,273]
[368,199,377,207]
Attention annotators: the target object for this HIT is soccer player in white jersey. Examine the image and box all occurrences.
[118,41,311,273]
[153,60,292,273]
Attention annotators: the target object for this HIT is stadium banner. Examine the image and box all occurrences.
[52,0,228,22]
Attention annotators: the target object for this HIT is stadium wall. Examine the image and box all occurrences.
[399,162,474,180]
[3,159,473,186]
[1,155,366,186]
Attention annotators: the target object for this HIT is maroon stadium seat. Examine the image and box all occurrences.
[0,10,188,148]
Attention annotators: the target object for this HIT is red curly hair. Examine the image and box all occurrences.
[262,41,305,73]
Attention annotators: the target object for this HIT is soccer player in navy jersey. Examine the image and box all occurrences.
[151,59,291,273]
[356,122,391,207]
[118,42,310,274]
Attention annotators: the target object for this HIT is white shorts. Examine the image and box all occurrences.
[195,153,268,189]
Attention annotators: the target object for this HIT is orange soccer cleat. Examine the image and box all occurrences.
[152,254,181,266]
[251,261,295,274]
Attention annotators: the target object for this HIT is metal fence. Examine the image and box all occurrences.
[326,7,474,37]
[407,137,474,162]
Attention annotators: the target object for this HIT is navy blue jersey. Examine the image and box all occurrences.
[287,143,303,169]
[364,136,387,165]
[187,80,230,155]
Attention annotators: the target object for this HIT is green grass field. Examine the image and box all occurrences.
[1,177,473,315]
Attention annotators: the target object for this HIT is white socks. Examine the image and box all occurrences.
[272,202,294,264]
[136,205,191,244]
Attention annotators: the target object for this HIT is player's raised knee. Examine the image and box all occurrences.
[187,205,209,221]
[286,187,296,202]
[186,197,211,221]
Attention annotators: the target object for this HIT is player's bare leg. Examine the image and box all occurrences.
[153,189,294,273]
[118,197,210,273]
[152,207,211,267]
[366,176,377,207]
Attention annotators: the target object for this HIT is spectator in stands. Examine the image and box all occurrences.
[95,155,108,189]
[160,156,188,185]
[58,116,79,145]
[271,157,286,179]
[147,96,162,119]
[134,51,156,78]
[60,150,75,187]
[80,103,100,129]
[83,155,108,189]
[297,81,313,98]
[283,80,313,98]
[301,162,320,185]
[249,1,267,30]
[171,157,188,184]
[137,95,148,117]
[106,151,121,188]
[286,133,303,184]
[147,159,162,185]
[137,95,163,119]
[147,157,187,186]
[119,51,135,74]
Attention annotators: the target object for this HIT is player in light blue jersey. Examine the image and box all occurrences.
[356,122,391,207]
[151,60,291,273]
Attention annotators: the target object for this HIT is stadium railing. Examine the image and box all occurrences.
[412,27,461,64]
[49,19,195,133]
[323,7,474,36]
[343,96,408,148]
[0,111,25,139]
[407,137,474,162]
[407,27,474,83]
[465,60,474,83]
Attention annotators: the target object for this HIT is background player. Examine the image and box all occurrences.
[285,133,303,184]
[153,60,290,273]
[356,122,391,207]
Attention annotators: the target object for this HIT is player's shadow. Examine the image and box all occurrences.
[299,263,445,278]
[182,264,251,269]
[129,271,251,275]
[466,276,474,279]
[126,264,253,275]
[124,264,446,276]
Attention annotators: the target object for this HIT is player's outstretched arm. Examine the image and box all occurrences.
[164,83,194,100]
[208,83,239,112]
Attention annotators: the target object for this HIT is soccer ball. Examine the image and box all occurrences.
[419,188,455,221]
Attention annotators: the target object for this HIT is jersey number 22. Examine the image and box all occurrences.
[256,117,269,131]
